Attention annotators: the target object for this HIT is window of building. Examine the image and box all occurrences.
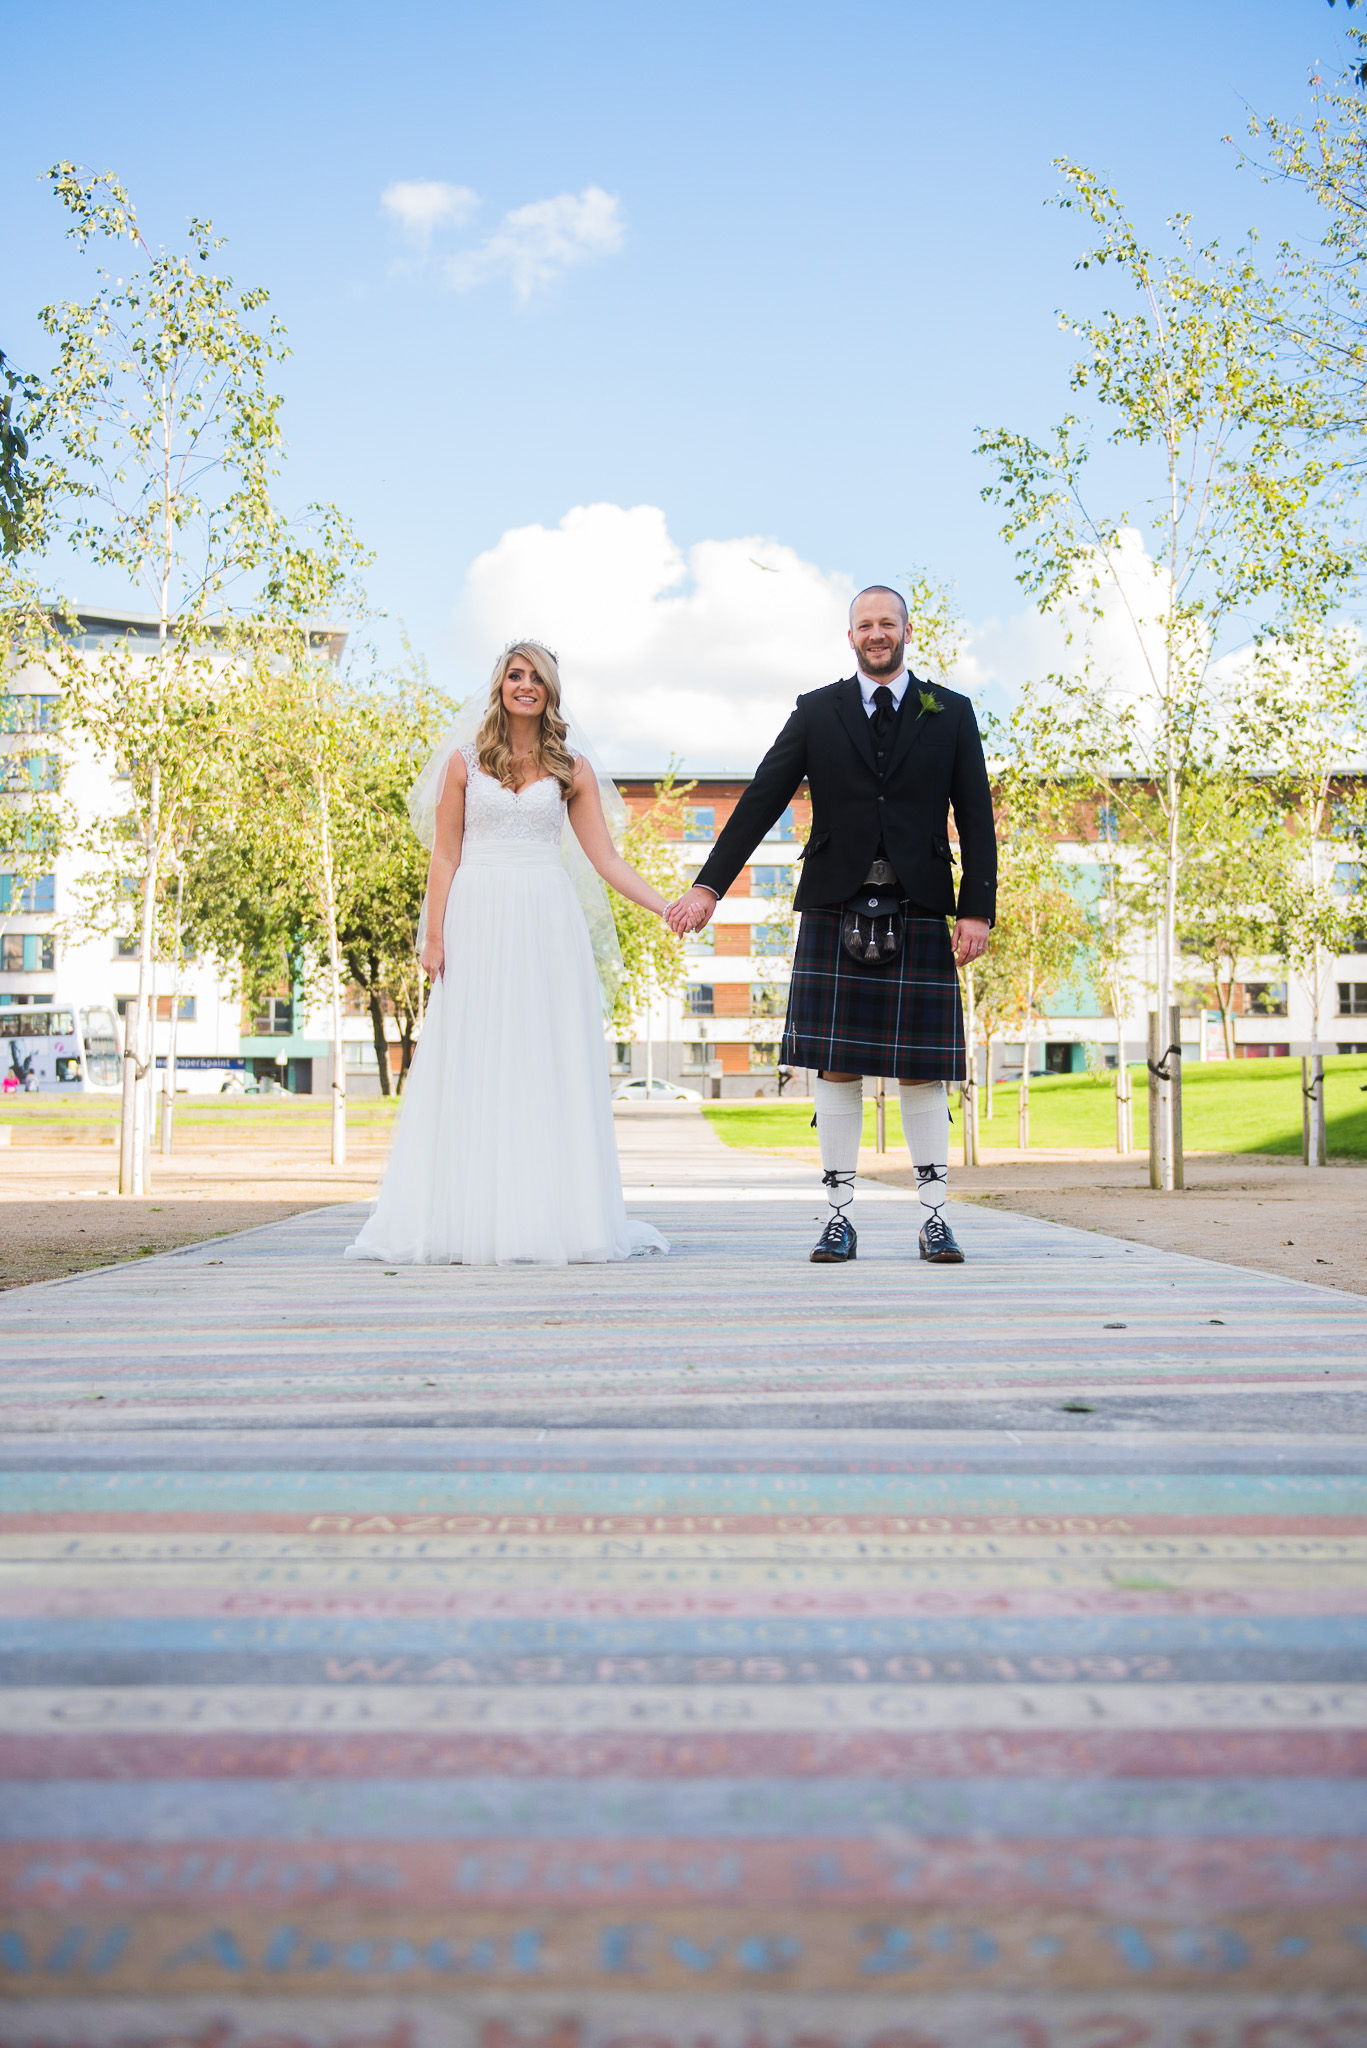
[0,873,55,914]
[685,983,714,1017]
[1,934,54,972]
[611,1039,633,1072]
[0,694,59,733]
[682,1041,710,1069]
[114,935,138,959]
[684,805,715,841]
[1096,802,1118,842]
[751,924,788,956]
[750,1041,779,1070]
[684,927,715,954]
[0,754,59,794]
[751,984,785,1018]
[1340,983,1367,1017]
[251,998,294,1035]
[751,865,794,897]
[1334,862,1363,898]
[156,995,196,1022]
[1244,981,1289,1017]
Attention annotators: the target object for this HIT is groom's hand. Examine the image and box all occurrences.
[952,917,990,966]
[666,885,717,935]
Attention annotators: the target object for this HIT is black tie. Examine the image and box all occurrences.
[872,685,896,746]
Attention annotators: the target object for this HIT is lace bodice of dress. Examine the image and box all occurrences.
[460,743,569,847]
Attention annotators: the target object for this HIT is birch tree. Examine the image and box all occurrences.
[1238,626,1367,1096]
[1,352,42,559]
[1167,771,1289,1063]
[978,163,1357,1188]
[613,774,688,1036]
[25,165,352,1192]
[978,705,1089,1147]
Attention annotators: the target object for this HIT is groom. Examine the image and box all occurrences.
[668,586,996,1264]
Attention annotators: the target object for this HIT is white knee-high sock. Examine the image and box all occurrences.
[900,1079,949,1217]
[814,1077,863,1212]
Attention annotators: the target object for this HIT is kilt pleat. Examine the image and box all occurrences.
[780,907,965,1081]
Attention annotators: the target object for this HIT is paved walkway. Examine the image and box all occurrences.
[2,1108,1366,2046]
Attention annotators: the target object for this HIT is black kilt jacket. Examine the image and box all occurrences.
[694,674,997,921]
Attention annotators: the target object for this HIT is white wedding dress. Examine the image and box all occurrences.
[345,747,668,1268]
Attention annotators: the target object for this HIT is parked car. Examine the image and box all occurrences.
[611,1077,702,1104]
[219,1072,261,1095]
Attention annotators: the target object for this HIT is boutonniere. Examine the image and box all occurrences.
[918,688,943,716]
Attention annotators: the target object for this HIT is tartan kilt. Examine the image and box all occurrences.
[780,906,965,1082]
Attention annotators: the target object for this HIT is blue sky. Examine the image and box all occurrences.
[0,0,1351,764]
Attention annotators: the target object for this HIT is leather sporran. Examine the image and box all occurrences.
[841,860,905,967]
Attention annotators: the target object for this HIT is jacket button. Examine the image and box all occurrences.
[878,795,886,803]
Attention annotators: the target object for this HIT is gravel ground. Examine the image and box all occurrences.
[0,1142,385,1289]
[3,1128,1365,1296]
[862,1149,1367,1296]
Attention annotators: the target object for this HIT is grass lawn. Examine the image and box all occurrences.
[702,1054,1367,1160]
[0,1093,402,1133]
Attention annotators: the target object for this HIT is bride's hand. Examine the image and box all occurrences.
[420,939,445,980]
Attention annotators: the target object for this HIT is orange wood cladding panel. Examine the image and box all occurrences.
[713,985,752,1018]
[714,927,751,956]
[719,1041,752,1074]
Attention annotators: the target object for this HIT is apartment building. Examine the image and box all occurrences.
[614,776,812,1098]
[0,608,380,1097]
[7,619,1363,1100]
[613,772,1367,1096]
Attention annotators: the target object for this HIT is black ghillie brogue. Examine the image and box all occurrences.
[811,1213,858,1263]
[918,1212,964,1264]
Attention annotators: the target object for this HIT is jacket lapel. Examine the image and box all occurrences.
[832,675,878,775]
[885,673,935,780]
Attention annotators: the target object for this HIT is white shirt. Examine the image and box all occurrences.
[856,666,909,716]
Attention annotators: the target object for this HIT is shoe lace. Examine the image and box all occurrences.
[821,1167,855,1214]
[921,1210,949,1245]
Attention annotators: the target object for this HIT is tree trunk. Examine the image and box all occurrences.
[961,966,978,1166]
[367,982,392,1098]
[1111,973,1131,1154]
[1017,1012,1031,1150]
[161,868,183,1156]
[315,768,347,1167]
[1155,784,1179,1192]
[1305,780,1326,1170]
[1217,973,1235,1063]
[123,760,161,1197]
[396,1004,416,1094]
[1017,944,1036,1150]
[984,1033,994,1121]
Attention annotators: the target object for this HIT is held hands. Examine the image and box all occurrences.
[952,917,991,967]
[665,886,717,936]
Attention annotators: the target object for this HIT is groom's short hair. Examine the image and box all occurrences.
[850,585,909,623]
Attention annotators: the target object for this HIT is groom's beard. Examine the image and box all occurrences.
[857,642,905,678]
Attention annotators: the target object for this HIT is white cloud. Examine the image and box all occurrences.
[451,504,855,765]
[444,187,623,300]
[380,180,480,247]
[451,508,1286,772]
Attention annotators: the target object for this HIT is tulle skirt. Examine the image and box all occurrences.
[345,841,668,1267]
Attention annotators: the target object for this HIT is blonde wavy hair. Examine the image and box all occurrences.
[476,640,577,800]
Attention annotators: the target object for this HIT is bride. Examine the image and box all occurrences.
[346,640,670,1267]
